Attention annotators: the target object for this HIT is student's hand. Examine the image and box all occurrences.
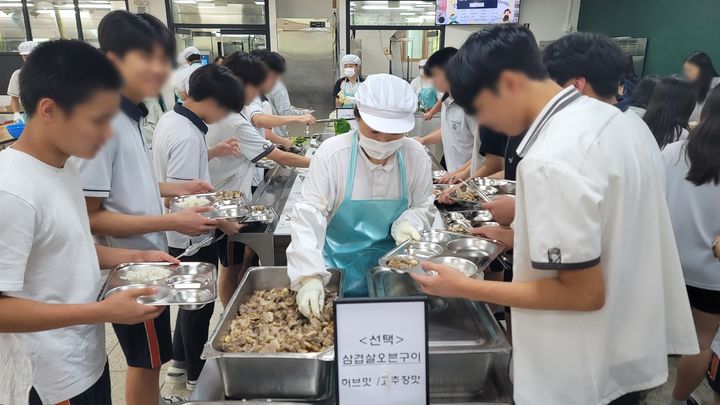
[169,207,218,236]
[279,137,293,149]
[414,136,426,146]
[295,114,317,125]
[437,173,463,184]
[131,250,180,264]
[423,111,436,121]
[410,261,472,299]
[469,226,514,250]
[100,287,165,324]
[176,179,214,196]
[216,219,246,236]
[480,196,515,226]
[437,187,458,205]
[714,235,720,259]
[209,137,241,159]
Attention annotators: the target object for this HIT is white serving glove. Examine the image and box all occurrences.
[296,276,325,319]
[392,221,421,245]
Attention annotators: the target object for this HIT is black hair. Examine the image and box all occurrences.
[686,85,720,185]
[685,51,719,103]
[250,48,286,74]
[629,75,659,109]
[643,76,696,149]
[622,53,637,81]
[20,39,121,117]
[222,51,268,87]
[423,47,457,77]
[188,64,244,112]
[446,24,548,115]
[213,55,224,64]
[186,53,202,63]
[542,32,625,99]
[98,11,175,59]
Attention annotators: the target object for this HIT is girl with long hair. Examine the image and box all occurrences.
[684,51,720,122]
[643,76,696,149]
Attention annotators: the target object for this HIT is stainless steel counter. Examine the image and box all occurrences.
[189,357,513,404]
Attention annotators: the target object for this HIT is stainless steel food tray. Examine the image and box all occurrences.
[98,262,217,310]
[170,192,250,221]
[443,209,496,230]
[470,178,516,195]
[367,267,511,398]
[379,231,504,277]
[203,267,343,401]
[236,206,277,224]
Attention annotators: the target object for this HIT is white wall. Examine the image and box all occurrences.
[444,0,581,48]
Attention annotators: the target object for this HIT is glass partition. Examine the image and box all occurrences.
[27,0,79,41]
[0,2,27,52]
[170,0,265,25]
[350,0,436,26]
[79,0,127,46]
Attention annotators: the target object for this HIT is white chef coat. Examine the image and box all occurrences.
[440,96,477,172]
[175,61,202,96]
[73,97,167,251]
[512,87,698,404]
[0,149,105,405]
[286,132,433,290]
[207,112,274,197]
[7,68,21,103]
[152,104,212,249]
[663,140,720,290]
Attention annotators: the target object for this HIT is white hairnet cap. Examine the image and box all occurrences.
[178,46,200,64]
[18,41,39,56]
[341,54,361,66]
[355,74,417,134]
[418,59,428,68]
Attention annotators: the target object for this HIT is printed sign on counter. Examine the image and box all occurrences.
[336,108,358,131]
[334,297,429,405]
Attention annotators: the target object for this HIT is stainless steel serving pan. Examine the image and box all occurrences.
[98,262,217,310]
[367,267,511,397]
[203,267,343,401]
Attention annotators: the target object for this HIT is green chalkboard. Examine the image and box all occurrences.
[578,0,720,76]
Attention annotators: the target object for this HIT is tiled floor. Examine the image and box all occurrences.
[106,307,718,404]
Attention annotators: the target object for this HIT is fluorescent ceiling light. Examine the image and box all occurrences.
[362,4,413,10]
[400,12,416,15]
[254,1,263,4]
[79,4,111,8]
[0,2,23,5]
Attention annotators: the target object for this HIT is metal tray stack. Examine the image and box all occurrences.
[98,262,217,310]
[443,209,500,232]
[367,266,511,399]
[203,267,343,401]
[470,178,516,195]
[170,192,250,221]
[378,230,504,278]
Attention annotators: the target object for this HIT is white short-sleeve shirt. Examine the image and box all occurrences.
[152,105,212,249]
[73,97,167,251]
[207,112,274,196]
[175,62,202,95]
[0,149,105,405]
[440,97,477,172]
[511,87,697,404]
[7,68,20,97]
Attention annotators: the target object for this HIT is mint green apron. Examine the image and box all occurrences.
[323,132,409,296]
[342,79,358,108]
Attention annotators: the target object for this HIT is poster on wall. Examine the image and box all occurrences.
[435,0,521,25]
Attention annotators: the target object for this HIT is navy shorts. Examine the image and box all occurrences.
[214,229,245,267]
[686,285,720,314]
[112,306,172,368]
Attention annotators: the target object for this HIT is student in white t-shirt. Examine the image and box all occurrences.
[411,26,698,405]
[153,63,245,390]
[0,40,177,405]
[207,51,311,305]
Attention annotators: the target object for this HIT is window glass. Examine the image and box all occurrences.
[79,0,127,47]
[0,2,27,52]
[175,28,266,60]
[28,0,79,40]
[171,0,265,25]
[350,29,441,80]
[350,1,436,26]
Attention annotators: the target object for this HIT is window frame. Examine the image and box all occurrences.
[346,0,445,63]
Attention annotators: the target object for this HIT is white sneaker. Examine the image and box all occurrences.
[164,362,187,385]
[161,395,184,404]
[186,379,197,391]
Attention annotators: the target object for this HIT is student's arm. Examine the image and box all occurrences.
[413,262,605,311]
[10,97,21,114]
[267,147,311,168]
[251,112,316,129]
[85,197,217,237]
[471,153,504,178]
[207,137,242,161]
[94,244,178,269]
[416,127,442,146]
[423,99,442,120]
[264,128,292,148]
[437,159,471,184]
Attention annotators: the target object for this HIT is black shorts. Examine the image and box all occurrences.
[214,229,245,267]
[707,351,720,395]
[29,361,111,405]
[112,306,172,368]
[686,285,720,314]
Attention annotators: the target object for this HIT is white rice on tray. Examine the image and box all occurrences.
[175,196,211,208]
[121,266,172,283]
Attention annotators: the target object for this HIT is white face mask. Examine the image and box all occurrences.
[344,67,356,77]
[358,134,403,160]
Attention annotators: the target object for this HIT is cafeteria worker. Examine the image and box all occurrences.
[287,74,433,317]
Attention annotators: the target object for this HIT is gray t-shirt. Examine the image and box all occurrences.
[663,140,720,289]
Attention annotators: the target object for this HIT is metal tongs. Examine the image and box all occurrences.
[175,232,226,260]
[459,178,492,204]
